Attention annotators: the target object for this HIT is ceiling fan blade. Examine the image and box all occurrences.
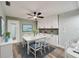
[27,17,32,18]
[27,14,33,16]
[37,16,44,18]
[37,12,41,15]
[34,12,36,16]
[34,12,36,14]
[27,16,34,20]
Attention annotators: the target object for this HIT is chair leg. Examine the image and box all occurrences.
[44,47,46,53]
[22,44,24,47]
[40,49,43,55]
[35,51,36,58]
[48,46,50,51]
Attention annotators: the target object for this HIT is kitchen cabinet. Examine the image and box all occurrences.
[38,15,58,28]
[0,38,20,58]
[0,44,13,58]
[48,35,58,46]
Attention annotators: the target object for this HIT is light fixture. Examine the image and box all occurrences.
[33,16,37,19]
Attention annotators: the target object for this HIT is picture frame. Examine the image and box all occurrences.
[22,24,32,32]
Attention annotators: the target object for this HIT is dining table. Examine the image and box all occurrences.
[22,33,50,55]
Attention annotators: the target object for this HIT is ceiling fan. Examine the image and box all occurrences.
[27,11,44,21]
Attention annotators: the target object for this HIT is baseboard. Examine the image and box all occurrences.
[49,44,65,50]
[57,45,65,49]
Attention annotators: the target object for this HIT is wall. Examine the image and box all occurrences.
[0,2,3,16]
[20,19,36,40]
[0,2,6,22]
[0,2,6,34]
[0,2,6,57]
[38,15,58,28]
[59,9,79,48]
[6,16,36,41]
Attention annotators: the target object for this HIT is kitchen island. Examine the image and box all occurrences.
[0,37,20,58]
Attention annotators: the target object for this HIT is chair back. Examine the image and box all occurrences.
[35,39,42,49]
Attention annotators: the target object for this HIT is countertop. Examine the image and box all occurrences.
[0,38,20,47]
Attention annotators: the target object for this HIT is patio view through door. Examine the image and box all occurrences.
[7,20,20,41]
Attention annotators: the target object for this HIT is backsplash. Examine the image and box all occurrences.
[39,28,58,35]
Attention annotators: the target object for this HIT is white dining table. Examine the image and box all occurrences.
[22,33,50,55]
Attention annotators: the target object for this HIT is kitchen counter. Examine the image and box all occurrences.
[0,37,20,58]
[0,38,20,47]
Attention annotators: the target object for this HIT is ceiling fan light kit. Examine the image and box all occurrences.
[33,16,37,19]
[27,11,44,20]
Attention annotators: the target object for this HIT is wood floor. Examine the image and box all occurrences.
[47,46,65,58]
[12,43,65,58]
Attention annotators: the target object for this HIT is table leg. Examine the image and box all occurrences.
[27,42,29,55]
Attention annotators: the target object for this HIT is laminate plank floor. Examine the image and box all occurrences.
[13,43,65,58]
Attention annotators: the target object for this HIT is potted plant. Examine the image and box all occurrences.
[5,32,10,42]
[33,29,39,36]
[33,29,36,36]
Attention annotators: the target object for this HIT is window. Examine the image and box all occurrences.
[10,23,16,39]
[0,16,5,36]
[0,17,2,36]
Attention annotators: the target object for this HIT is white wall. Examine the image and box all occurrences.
[0,2,3,16]
[0,2,6,33]
[20,20,36,41]
[0,2,6,57]
[59,9,79,48]
[38,15,58,28]
[0,2,5,17]
[6,16,36,41]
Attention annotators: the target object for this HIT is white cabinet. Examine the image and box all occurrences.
[38,15,58,28]
[0,44,13,58]
[48,35,58,46]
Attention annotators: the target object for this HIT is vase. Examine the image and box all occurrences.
[34,33,36,36]
[5,36,10,42]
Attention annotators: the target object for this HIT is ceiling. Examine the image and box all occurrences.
[1,1,78,20]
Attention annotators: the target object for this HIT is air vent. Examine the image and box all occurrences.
[5,1,10,6]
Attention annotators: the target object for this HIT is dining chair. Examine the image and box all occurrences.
[21,39,27,47]
[29,39,43,58]
[41,37,50,53]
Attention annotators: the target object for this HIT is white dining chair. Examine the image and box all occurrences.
[41,37,50,53]
[29,39,43,58]
[21,39,27,47]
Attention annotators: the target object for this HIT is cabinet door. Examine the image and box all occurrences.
[1,44,13,58]
[38,15,58,28]
[49,35,58,46]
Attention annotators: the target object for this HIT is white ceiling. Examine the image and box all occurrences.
[1,1,78,20]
